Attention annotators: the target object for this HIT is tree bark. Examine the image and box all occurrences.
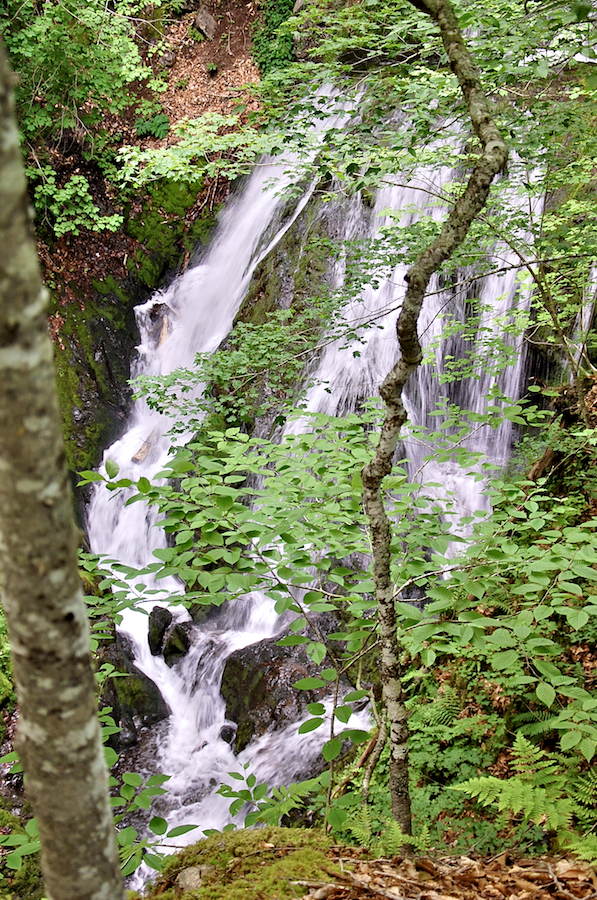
[0,41,126,900]
[361,0,509,835]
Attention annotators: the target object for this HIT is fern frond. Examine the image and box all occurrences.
[345,806,374,848]
[565,832,597,863]
[413,686,462,727]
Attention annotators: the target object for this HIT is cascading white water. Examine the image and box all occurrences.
[86,139,537,852]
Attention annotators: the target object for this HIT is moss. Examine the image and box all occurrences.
[125,178,216,287]
[52,179,218,476]
[140,827,341,900]
[114,673,151,709]
[0,807,44,900]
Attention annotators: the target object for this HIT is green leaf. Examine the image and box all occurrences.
[215,494,234,511]
[334,705,352,724]
[560,730,582,750]
[343,689,368,702]
[117,826,138,846]
[563,608,589,630]
[536,682,556,708]
[24,819,38,839]
[122,772,143,787]
[166,825,198,838]
[492,649,519,670]
[298,717,324,734]
[322,738,342,761]
[327,807,349,829]
[149,816,168,836]
[293,677,327,690]
[144,852,167,871]
[105,459,120,479]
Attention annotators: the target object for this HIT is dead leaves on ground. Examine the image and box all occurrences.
[297,853,597,900]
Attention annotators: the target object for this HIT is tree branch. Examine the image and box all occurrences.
[361,0,508,834]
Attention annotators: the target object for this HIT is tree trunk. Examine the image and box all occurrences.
[0,41,126,900]
[361,0,509,835]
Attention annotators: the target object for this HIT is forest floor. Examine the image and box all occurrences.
[137,827,597,900]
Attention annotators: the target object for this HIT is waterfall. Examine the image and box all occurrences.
[86,142,534,852]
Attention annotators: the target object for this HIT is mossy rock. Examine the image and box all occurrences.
[220,637,329,752]
[125,178,216,288]
[138,827,341,900]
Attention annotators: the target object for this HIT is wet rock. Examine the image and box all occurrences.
[98,632,170,748]
[148,606,173,656]
[220,637,328,753]
[220,724,236,744]
[195,5,217,39]
[163,622,193,667]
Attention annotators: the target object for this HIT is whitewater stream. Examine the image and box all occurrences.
[86,141,537,855]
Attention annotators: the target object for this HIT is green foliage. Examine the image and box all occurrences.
[454,733,597,855]
[1,0,167,147]
[118,113,277,185]
[27,166,123,237]
[135,113,171,140]
[252,0,296,74]
[343,806,431,856]
[134,299,339,430]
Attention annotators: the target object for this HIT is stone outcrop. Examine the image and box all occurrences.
[163,622,194,667]
[220,636,329,753]
[148,606,173,656]
[98,632,170,748]
[195,5,217,39]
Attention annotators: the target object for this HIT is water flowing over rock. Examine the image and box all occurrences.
[99,633,170,748]
[87,120,537,846]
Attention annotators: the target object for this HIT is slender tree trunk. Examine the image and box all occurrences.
[361,0,509,834]
[0,41,126,900]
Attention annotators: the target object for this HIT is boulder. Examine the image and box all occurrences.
[148,606,173,656]
[195,5,217,40]
[163,622,193,667]
[176,865,214,890]
[220,636,328,753]
[98,632,170,748]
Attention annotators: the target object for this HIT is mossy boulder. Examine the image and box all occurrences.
[98,632,169,748]
[148,606,173,656]
[135,826,341,900]
[163,622,194,667]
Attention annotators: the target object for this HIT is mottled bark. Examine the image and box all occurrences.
[361,0,509,834]
[0,42,125,900]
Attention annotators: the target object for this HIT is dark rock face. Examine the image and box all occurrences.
[220,637,328,753]
[98,632,170,749]
[163,622,194,667]
[148,606,173,656]
[220,724,236,744]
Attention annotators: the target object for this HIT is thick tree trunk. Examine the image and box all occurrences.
[361,0,509,835]
[0,42,125,900]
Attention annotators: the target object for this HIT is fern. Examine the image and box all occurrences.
[344,807,431,856]
[411,686,462,728]
[454,734,573,832]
